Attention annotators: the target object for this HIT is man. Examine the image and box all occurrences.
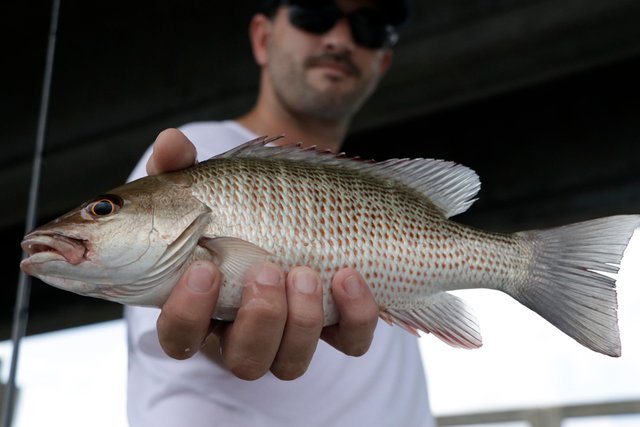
[127,1,434,425]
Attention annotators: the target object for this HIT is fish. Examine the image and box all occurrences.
[20,136,640,356]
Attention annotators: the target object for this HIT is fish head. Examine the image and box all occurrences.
[20,174,211,305]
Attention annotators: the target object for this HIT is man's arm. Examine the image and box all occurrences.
[147,129,379,381]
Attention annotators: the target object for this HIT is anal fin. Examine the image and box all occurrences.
[381,292,482,349]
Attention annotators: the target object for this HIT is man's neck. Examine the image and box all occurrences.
[236,106,348,153]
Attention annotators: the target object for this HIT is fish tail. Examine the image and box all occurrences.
[508,215,640,357]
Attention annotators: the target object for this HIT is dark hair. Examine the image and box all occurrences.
[261,0,280,17]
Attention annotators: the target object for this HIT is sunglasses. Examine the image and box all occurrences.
[286,2,399,49]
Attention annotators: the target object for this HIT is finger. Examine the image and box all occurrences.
[157,261,220,360]
[200,327,225,366]
[146,128,197,175]
[219,263,287,381]
[271,266,323,380]
[321,268,378,357]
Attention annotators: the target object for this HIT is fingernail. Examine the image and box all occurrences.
[293,268,319,294]
[188,262,215,293]
[255,264,282,286]
[344,274,363,298]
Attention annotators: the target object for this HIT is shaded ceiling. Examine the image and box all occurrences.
[2,0,640,339]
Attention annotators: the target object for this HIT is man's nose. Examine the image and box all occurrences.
[320,17,356,52]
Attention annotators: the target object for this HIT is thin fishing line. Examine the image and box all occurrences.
[1,0,61,425]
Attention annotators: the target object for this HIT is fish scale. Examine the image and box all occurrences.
[186,155,543,329]
[20,136,640,356]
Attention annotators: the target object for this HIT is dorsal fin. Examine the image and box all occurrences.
[372,157,480,217]
[210,136,481,218]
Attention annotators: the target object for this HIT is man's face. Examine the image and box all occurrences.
[266,0,392,122]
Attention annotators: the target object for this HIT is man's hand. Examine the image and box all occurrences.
[148,128,379,381]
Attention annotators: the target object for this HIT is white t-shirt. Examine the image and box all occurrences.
[126,120,434,427]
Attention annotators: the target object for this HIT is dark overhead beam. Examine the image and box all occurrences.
[4,0,640,231]
[358,0,640,130]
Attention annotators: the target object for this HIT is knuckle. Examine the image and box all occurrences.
[162,344,197,360]
[343,341,372,357]
[157,309,208,360]
[344,310,378,334]
[241,298,287,326]
[346,294,379,324]
[361,303,380,323]
[156,326,197,360]
[163,304,203,329]
[289,310,323,332]
[334,317,377,357]
[271,361,308,381]
[226,355,270,381]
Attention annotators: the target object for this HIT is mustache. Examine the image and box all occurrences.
[304,52,361,77]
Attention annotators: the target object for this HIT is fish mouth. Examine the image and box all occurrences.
[21,232,88,269]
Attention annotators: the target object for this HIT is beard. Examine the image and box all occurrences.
[268,48,381,122]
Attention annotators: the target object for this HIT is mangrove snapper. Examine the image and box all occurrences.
[20,137,640,356]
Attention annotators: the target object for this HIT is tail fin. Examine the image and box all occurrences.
[509,215,640,357]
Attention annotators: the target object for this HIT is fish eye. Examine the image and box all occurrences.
[91,200,115,216]
[88,194,123,217]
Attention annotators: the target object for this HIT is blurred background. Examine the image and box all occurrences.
[2,0,640,425]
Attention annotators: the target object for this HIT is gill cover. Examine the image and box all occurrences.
[96,173,213,306]
[21,173,212,307]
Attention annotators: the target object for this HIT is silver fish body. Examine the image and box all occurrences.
[21,137,640,356]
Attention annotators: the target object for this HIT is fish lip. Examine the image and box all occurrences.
[21,232,88,267]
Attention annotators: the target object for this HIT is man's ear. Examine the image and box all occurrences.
[379,48,393,76]
[248,14,272,66]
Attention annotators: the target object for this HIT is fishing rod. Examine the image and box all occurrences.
[1,0,61,425]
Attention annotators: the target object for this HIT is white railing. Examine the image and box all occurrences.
[436,399,640,426]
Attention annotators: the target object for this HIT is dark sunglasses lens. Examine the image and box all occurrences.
[288,5,341,34]
[287,4,397,49]
[348,9,392,48]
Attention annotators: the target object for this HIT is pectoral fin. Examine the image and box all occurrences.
[198,236,272,284]
[381,292,482,349]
